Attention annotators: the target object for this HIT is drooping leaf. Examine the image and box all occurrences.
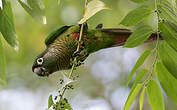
[159,43,177,78]
[155,62,177,104]
[57,98,73,110]
[158,2,177,25]
[124,25,153,48]
[48,94,54,109]
[139,87,146,110]
[18,0,46,24]
[159,21,177,50]
[120,5,152,26]
[124,83,143,110]
[166,20,177,32]
[0,0,18,50]
[131,69,148,88]
[146,80,165,110]
[78,0,109,24]
[131,0,149,4]
[0,38,6,87]
[127,50,151,86]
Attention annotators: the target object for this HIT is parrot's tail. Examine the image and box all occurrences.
[100,28,163,47]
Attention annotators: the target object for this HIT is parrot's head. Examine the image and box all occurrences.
[32,25,81,77]
[32,50,59,77]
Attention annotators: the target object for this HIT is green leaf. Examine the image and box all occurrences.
[0,0,18,50]
[120,6,152,26]
[131,0,149,4]
[57,98,73,110]
[78,0,109,24]
[146,80,165,110]
[131,69,148,88]
[158,2,177,25]
[139,87,146,110]
[155,62,177,104]
[0,38,6,87]
[124,25,153,48]
[124,84,143,110]
[48,94,54,109]
[18,0,46,24]
[127,50,151,86]
[159,43,177,78]
[166,21,177,32]
[159,21,177,50]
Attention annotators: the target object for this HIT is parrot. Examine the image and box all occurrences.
[32,24,161,77]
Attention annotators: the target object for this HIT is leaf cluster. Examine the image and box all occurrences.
[120,0,177,110]
[0,0,45,88]
[0,0,177,110]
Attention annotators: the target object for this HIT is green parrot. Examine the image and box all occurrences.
[32,24,161,77]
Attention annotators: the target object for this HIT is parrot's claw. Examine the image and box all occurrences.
[72,50,81,58]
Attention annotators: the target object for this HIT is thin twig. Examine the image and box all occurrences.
[142,0,160,86]
[59,0,88,101]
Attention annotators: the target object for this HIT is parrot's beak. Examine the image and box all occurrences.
[32,66,49,77]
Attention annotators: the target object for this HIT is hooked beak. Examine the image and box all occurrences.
[32,67,49,77]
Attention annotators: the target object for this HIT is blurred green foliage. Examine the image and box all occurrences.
[0,0,177,110]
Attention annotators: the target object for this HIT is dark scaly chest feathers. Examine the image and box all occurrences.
[47,37,77,70]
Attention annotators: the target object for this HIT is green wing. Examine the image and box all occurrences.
[45,26,71,46]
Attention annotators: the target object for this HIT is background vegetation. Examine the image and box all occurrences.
[0,0,177,110]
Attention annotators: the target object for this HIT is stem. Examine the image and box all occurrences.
[58,0,87,102]
[143,0,160,85]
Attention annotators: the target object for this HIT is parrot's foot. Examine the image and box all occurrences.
[72,50,82,58]
[71,50,89,67]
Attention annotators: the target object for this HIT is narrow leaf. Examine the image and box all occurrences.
[18,0,46,24]
[159,21,177,50]
[0,38,6,86]
[146,80,165,110]
[124,25,153,48]
[166,21,177,32]
[131,0,149,4]
[139,87,146,110]
[131,69,148,88]
[155,62,177,104]
[48,94,54,109]
[158,2,177,25]
[78,0,109,24]
[127,50,151,86]
[124,84,143,110]
[0,0,18,50]
[159,43,177,78]
[120,6,152,26]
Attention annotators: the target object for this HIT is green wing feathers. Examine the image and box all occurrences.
[45,26,71,46]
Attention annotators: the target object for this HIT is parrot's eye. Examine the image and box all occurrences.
[37,58,43,65]
[66,34,70,37]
